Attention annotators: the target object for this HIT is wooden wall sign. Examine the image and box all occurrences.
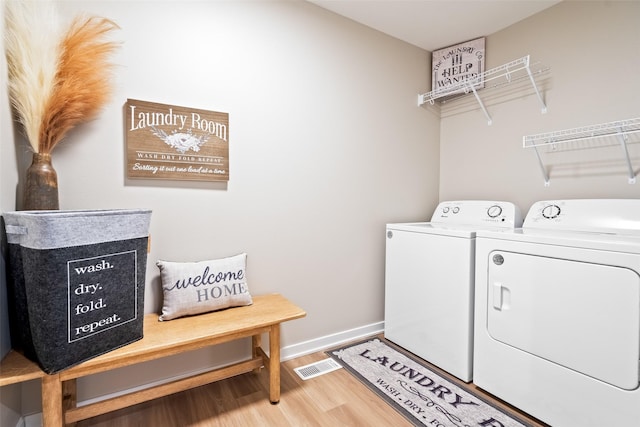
[431,37,485,98]
[125,99,229,182]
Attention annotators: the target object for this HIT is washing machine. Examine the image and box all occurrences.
[473,199,640,427]
[384,200,522,382]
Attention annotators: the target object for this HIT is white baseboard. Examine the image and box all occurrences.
[20,321,384,425]
[23,413,39,427]
[281,321,384,361]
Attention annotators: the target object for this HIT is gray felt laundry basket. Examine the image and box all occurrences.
[3,209,151,373]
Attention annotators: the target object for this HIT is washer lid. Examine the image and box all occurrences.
[386,222,477,238]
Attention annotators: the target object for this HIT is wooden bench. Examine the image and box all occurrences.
[0,293,305,426]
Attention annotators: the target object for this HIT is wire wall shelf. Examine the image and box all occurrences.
[523,117,640,186]
[418,55,547,125]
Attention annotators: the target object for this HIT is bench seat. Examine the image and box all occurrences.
[0,293,305,426]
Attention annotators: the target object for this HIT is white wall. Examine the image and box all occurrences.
[439,1,640,210]
[1,0,438,416]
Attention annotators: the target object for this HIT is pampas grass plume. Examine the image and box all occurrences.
[5,0,61,152]
[40,16,120,153]
[4,1,119,154]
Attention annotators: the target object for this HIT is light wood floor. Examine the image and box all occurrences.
[76,337,549,427]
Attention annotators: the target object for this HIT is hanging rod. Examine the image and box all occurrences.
[418,55,548,125]
[523,117,640,186]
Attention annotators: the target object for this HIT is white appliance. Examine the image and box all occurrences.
[384,200,522,382]
[473,199,640,427]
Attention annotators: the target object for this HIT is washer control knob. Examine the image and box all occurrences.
[452,207,460,214]
[387,231,393,239]
[542,204,561,219]
[487,205,503,218]
[442,207,450,213]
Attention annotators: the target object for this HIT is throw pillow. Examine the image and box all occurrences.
[156,253,252,321]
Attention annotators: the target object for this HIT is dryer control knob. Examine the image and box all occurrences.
[487,205,503,218]
[542,204,561,219]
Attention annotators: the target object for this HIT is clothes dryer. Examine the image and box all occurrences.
[385,200,522,382]
[473,199,640,427]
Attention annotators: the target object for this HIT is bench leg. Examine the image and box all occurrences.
[252,334,262,374]
[269,324,280,404]
[41,374,63,427]
[63,379,78,426]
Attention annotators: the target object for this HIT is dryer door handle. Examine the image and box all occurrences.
[492,282,511,310]
[492,282,502,309]
[493,282,512,310]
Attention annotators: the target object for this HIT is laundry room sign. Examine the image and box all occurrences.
[125,99,229,182]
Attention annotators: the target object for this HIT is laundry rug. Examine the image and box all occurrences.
[327,338,532,427]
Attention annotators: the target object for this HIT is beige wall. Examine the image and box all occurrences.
[1,3,23,425]
[1,0,438,417]
[439,0,640,211]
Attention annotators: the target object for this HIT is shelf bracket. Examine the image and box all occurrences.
[524,57,548,114]
[532,145,551,186]
[616,130,636,184]
[467,81,492,125]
